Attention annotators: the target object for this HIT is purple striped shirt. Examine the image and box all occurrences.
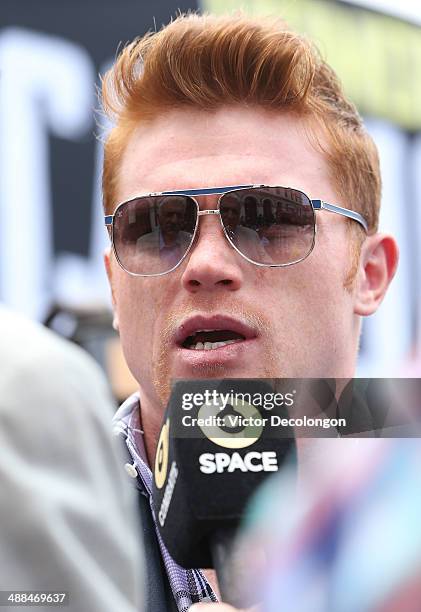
[113,393,218,611]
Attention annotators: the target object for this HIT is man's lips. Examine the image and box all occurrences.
[174,314,257,351]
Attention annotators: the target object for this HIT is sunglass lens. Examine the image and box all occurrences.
[220,187,315,265]
[113,195,196,275]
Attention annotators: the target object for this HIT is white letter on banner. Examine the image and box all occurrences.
[0,27,94,318]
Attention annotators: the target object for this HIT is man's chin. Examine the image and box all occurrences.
[152,360,283,411]
[152,363,232,410]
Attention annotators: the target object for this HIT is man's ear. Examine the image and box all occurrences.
[353,233,399,316]
[104,247,120,331]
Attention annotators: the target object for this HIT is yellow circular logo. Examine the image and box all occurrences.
[154,418,170,489]
[198,395,263,449]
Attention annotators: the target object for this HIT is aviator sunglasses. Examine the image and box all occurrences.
[104,185,368,276]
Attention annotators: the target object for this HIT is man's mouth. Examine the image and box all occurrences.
[182,329,245,350]
[176,315,256,352]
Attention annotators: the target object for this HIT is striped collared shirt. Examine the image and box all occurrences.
[113,393,218,612]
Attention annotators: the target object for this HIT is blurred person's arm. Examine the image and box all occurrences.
[0,307,143,611]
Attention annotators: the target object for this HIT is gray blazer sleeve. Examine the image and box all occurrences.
[0,307,143,611]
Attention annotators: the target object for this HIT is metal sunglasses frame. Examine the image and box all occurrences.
[104,184,369,277]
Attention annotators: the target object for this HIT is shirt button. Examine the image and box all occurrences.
[124,462,138,478]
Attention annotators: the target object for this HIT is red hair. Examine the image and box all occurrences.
[102,12,380,249]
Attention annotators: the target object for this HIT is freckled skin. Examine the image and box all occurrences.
[105,106,365,461]
[104,105,399,601]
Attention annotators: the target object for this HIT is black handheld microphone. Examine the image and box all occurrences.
[152,378,296,606]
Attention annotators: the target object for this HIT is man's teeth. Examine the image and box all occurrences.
[191,339,240,350]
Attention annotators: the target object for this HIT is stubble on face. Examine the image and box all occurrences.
[112,107,361,416]
[151,298,279,409]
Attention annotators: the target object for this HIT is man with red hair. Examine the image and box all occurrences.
[102,13,398,611]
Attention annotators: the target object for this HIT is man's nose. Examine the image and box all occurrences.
[180,216,244,292]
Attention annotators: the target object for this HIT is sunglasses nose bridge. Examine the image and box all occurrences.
[194,207,231,249]
[196,206,237,239]
[197,209,220,217]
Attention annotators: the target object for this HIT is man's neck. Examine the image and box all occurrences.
[137,389,165,466]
